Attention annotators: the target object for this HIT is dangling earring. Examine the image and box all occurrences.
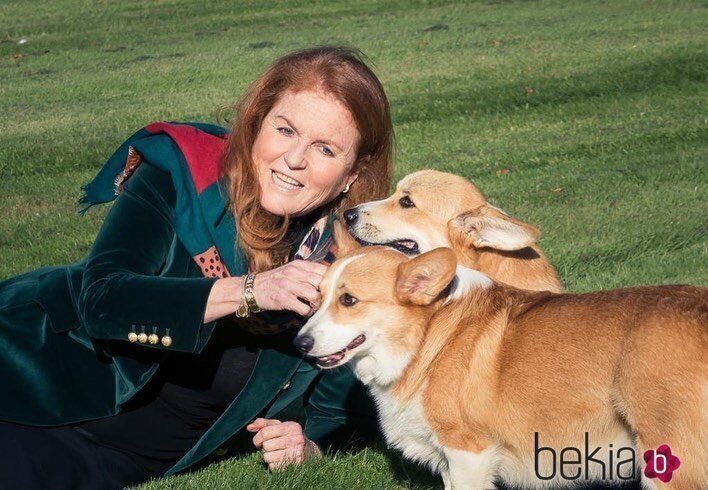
[342,183,350,194]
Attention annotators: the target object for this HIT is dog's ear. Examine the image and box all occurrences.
[395,247,457,306]
[332,218,361,258]
[448,205,541,251]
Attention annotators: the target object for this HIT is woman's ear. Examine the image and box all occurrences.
[345,172,359,191]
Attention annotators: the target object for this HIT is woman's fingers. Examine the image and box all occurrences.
[264,449,305,471]
[249,419,311,470]
[262,432,306,452]
[289,298,313,317]
[262,441,305,470]
[289,283,321,310]
[287,261,327,289]
[250,259,328,314]
[263,448,286,464]
[250,419,294,447]
[290,259,328,277]
[247,418,282,448]
[278,279,321,316]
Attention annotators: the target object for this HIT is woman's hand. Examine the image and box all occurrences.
[247,418,322,470]
[253,260,328,316]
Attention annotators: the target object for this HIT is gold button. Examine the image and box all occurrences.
[161,335,172,347]
[282,381,291,391]
[128,332,138,343]
[137,333,148,343]
[148,334,159,345]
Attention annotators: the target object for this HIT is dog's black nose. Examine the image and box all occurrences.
[293,335,315,354]
[343,208,358,225]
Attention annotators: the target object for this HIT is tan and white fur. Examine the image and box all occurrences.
[340,169,562,293]
[295,246,707,490]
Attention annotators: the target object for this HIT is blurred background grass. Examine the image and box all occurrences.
[1,0,706,488]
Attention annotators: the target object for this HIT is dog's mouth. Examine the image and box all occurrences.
[315,334,367,368]
[349,227,420,255]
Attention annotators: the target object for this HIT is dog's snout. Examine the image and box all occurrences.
[343,208,358,226]
[293,334,315,354]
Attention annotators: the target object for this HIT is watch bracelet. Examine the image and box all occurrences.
[235,276,250,318]
[244,273,262,313]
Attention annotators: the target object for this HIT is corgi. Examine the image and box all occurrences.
[294,246,707,489]
[340,169,562,293]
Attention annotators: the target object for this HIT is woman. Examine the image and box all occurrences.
[0,46,393,489]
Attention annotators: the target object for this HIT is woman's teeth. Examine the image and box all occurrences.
[272,170,303,190]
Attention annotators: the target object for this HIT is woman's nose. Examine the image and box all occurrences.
[284,142,307,169]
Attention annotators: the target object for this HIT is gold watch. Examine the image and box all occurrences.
[243,273,262,313]
[235,273,261,318]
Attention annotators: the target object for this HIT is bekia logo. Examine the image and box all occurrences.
[534,432,636,481]
[643,444,681,483]
[534,433,681,483]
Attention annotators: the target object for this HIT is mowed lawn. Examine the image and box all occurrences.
[1,0,706,488]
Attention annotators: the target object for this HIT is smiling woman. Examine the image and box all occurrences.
[253,90,360,218]
[0,46,394,489]
[221,47,393,274]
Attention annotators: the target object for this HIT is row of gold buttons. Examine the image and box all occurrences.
[128,326,172,347]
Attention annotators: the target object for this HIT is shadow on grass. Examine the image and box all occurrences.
[392,50,706,125]
[377,443,441,489]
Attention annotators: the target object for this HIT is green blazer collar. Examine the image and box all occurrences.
[198,180,244,277]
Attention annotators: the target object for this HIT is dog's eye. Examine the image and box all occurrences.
[339,293,358,307]
[399,195,415,208]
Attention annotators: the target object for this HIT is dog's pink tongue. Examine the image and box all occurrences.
[319,351,345,364]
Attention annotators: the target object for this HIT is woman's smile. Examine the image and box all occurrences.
[270,169,304,191]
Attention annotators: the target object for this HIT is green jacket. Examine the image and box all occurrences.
[0,155,376,476]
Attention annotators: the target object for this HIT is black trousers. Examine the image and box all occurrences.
[0,421,158,490]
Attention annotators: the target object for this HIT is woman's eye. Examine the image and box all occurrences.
[321,145,335,158]
[399,196,415,208]
[277,127,294,136]
[339,293,358,307]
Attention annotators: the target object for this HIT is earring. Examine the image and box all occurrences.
[343,183,350,194]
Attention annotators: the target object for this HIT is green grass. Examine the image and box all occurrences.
[1,0,706,488]
[136,446,438,490]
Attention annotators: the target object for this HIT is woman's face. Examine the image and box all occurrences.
[252,89,360,217]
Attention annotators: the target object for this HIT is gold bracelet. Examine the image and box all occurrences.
[243,273,262,313]
[235,276,250,318]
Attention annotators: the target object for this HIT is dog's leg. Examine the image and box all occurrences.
[443,445,500,490]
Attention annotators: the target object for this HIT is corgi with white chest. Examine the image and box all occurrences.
[294,246,707,489]
[340,169,562,293]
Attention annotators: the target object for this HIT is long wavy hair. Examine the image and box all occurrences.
[218,46,394,272]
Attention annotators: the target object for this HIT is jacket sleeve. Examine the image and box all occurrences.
[303,365,380,454]
[77,163,219,353]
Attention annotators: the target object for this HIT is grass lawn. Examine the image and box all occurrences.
[1,0,705,488]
